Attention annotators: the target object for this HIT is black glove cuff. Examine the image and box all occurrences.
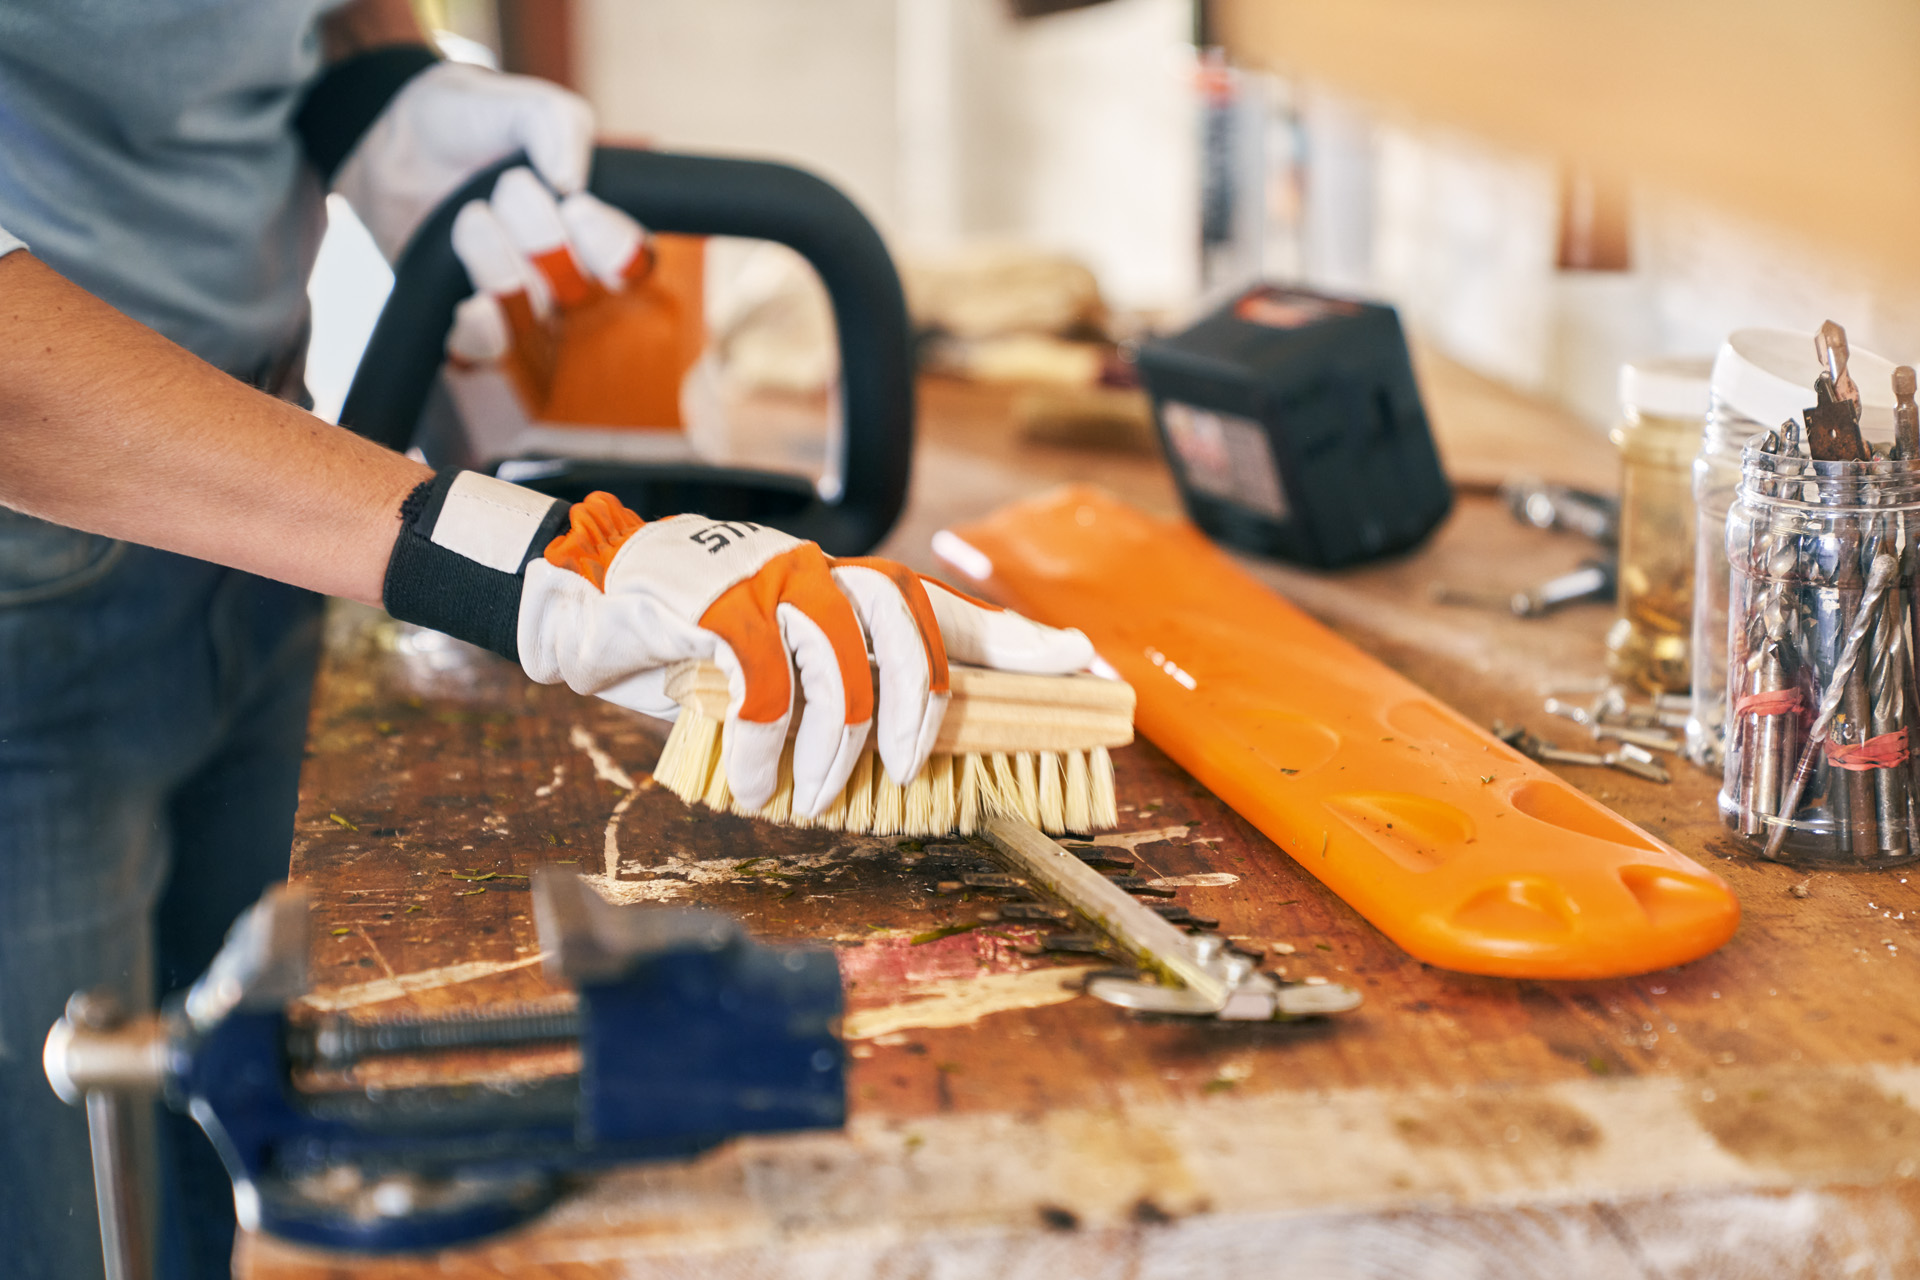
[295,43,442,185]
[383,470,572,663]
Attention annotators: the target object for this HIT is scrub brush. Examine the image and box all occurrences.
[651,660,1135,836]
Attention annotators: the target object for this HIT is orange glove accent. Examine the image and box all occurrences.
[700,543,876,729]
[542,491,644,590]
[450,167,701,431]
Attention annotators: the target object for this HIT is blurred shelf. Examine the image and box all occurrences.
[1215,0,1920,281]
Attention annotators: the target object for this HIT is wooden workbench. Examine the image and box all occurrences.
[244,365,1920,1278]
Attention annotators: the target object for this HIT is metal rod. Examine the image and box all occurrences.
[85,1089,147,1280]
[1767,554,1899,859]
[300,1003,582,1070]
[982,815,1227,1007]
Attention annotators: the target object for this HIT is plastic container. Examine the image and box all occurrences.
[1685,330,1900,768]
[1607,358,1711,694]
[942,486,1741,980]
[1720,443,1920,866]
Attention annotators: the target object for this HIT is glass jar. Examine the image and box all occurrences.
[1608,359,1710,694]
[1684,400,1760,766]
[1720,443,1920,867]
[1685,328,1903,770]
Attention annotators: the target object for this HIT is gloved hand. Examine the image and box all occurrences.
[518,493,1095,815]
[446,166,687,428]
[334,62,595,263]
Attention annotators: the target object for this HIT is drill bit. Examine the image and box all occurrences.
[1742,596,1793,836]
[1767,553,1900,860]
[1870,582,1910,857]
[1895,366,1919,461]
[1820,321,1861,405]
[1807,321,1869,462]
[1839,508,1878,852]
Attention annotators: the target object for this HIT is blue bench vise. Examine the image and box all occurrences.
[44,868,845,1260]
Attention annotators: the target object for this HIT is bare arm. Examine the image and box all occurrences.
[319,0,429,61]
[0,252,430,605]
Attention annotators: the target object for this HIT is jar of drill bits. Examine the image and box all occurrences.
[1608,358,1710,695]
[1721,327,1920,866]
[1688,329,1902,770]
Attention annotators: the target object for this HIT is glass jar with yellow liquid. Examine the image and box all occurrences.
[1607,358,1711,694]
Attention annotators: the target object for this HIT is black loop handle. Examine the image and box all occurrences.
[338,146,915,555]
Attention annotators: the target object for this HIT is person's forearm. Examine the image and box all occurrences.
[319,0,430,62]
[0,252,430,605]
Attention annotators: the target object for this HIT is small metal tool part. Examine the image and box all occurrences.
[1591,723,1683,752]
[1543,697,1593,727]
[1512,559,1617,617]
[1490,720,1543,757]
[1604,745,1671,783]
[1105,876,1179,898]
[1534,744,1610,767]
[1807,321,1870,462]
[1895,366,1919,460]
[1820,320,1862,408]
[959,872,1029,891]
[981,817,1360,1021]
[1500,478,1620,545]
[1150,905,1221,928]
[1059,846,1134,873]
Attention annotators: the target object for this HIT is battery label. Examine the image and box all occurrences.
[1161,401,1289,520]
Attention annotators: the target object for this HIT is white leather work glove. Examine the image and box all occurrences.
[518,493,1095,815]
[334,62,595,262]
[446,166,686,427]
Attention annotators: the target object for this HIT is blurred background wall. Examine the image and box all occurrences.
[307,0,1920,432]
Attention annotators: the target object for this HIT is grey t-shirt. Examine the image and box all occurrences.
[0,0,342,379]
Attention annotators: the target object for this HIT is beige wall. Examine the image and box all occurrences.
[577,0,906,233]
[575,0,1200,314]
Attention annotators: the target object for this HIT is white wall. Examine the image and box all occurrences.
[575,0,1201,315]
[930,0,1199,312]
[577,0,905,234]
[1276,87,1920,428]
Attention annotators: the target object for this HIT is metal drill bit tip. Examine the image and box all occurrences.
[1895,366,1919,461]
[1819,320,1860,405]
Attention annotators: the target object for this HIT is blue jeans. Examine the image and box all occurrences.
[0,508,323,1280]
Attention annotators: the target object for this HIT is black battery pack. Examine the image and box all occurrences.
[1136,285,1451,568]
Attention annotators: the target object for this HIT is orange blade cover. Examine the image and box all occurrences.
[938,486,1739,979]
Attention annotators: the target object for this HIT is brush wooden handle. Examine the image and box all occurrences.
[661,660,1134,754]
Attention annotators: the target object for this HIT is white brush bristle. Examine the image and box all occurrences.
[1063,747,1092,833]
[1089,746,1117,829]
[651,716,1121,837]
[958,752,982,833]
[844,750,875,831]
